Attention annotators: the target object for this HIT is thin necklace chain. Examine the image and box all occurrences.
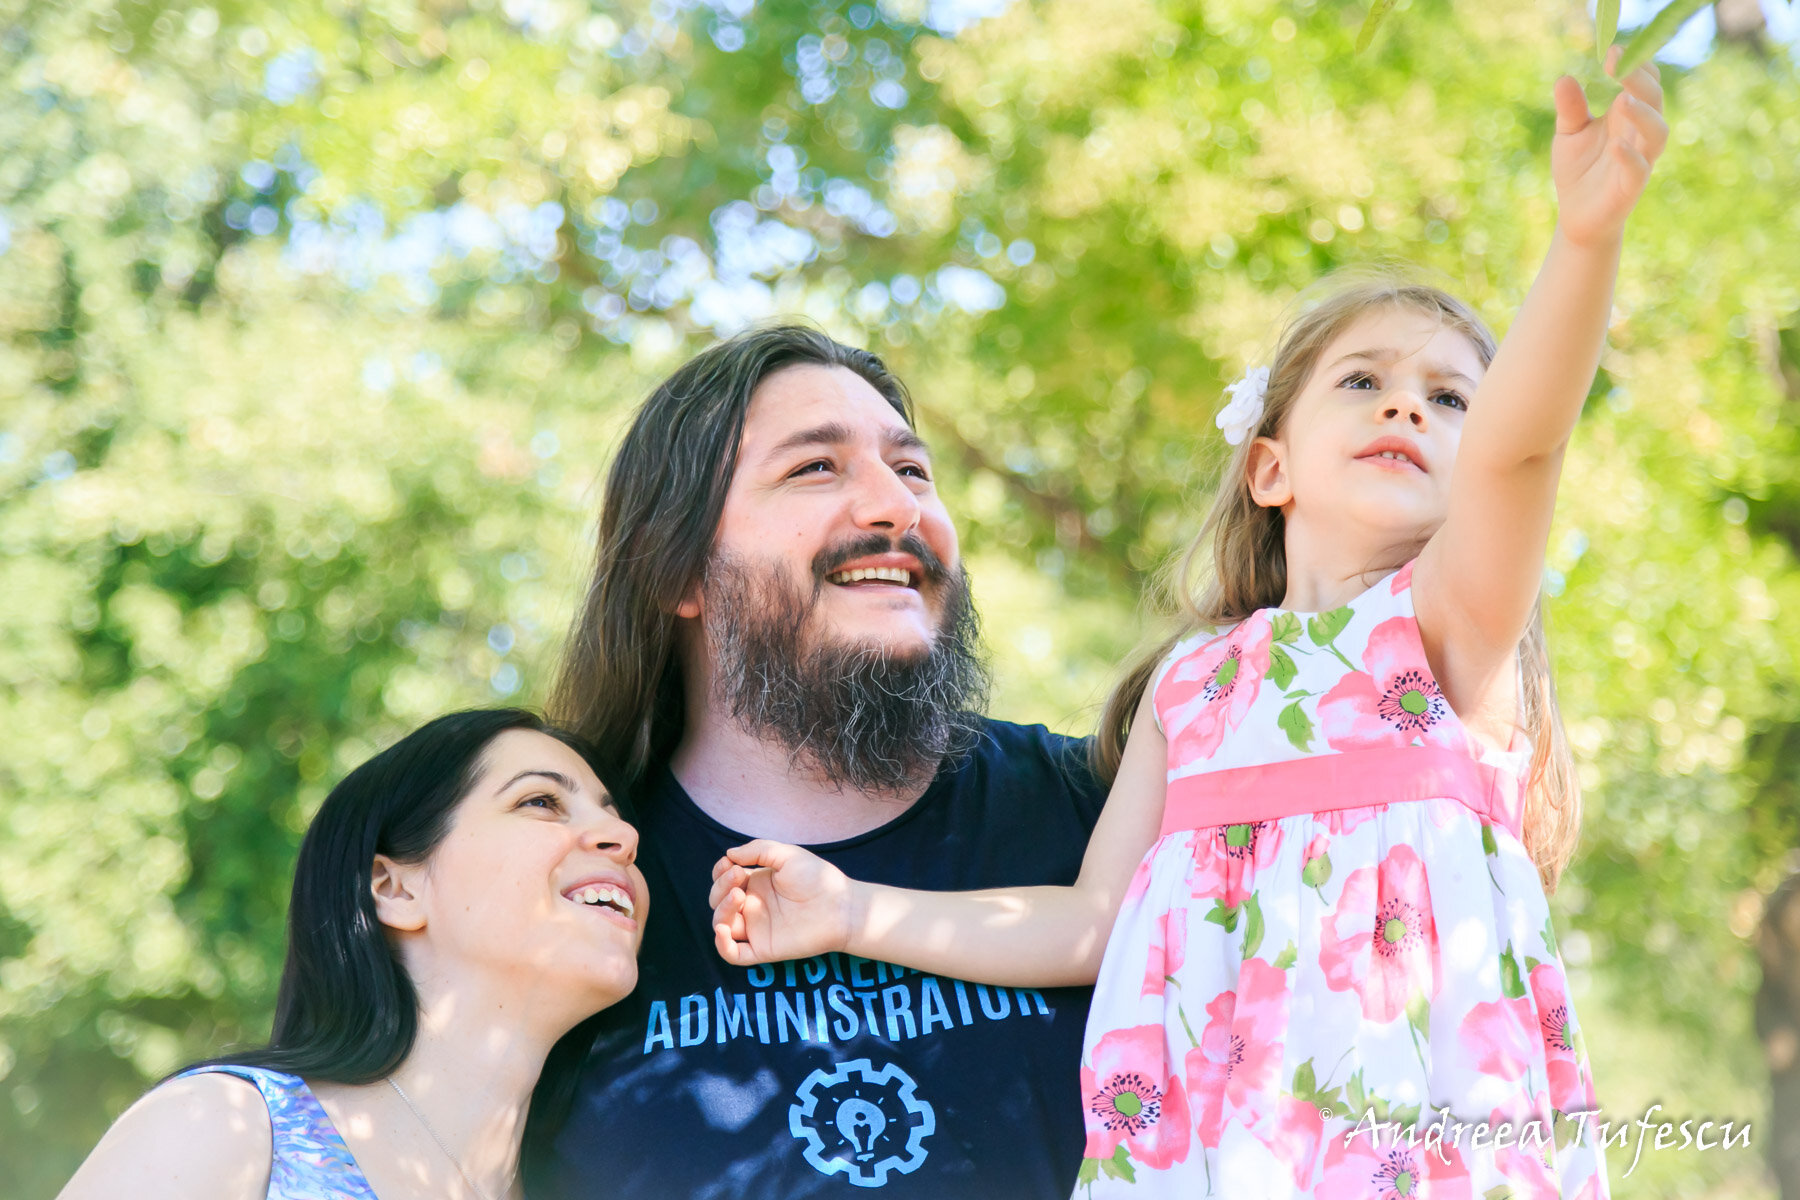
[386,1075,504,1200]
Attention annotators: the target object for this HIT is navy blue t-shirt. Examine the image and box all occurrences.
[549,718,1106,1199]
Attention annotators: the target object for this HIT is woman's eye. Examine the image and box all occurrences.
[789,460,831,478]
[896,463,930,480]
[1433,391,1469,411]
[518,792,561,812]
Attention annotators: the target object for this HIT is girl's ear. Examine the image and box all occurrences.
[1245,436,1293,509]
[371,855,428,932]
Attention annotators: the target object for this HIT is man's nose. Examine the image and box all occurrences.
[848,458,921,533]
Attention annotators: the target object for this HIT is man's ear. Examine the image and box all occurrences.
[371,855,428,933]
[1245,436,1293,509]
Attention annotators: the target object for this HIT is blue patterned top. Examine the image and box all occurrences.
[175,1065,377,1199]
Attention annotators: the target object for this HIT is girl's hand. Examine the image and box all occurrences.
[709,840,858,966]
[1551,46,1668,248]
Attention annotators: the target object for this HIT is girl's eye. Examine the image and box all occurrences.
[1433,391,1469,411]
[1339,371,1376,390]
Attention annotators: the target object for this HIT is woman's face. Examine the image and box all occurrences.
[383,729,646,1021]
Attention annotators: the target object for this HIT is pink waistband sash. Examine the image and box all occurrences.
[1160,745,1521,840]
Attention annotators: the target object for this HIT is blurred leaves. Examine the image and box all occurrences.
[1,0,1798,1195]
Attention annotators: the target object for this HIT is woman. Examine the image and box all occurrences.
[60,708,645,1200]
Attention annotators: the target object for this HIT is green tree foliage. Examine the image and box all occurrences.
[2,0,1796,1193]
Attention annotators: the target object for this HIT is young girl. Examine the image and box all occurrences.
[709,56,1666,1198]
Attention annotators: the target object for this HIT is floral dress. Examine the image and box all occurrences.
[1075,561,1608,1198]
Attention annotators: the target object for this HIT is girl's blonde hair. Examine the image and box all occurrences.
[1094,275,1581,890]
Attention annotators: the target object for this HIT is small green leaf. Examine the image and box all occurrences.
[1541,914,1561,959]
[1306,605,1354,647]
[1203,900,1240,932]
[1500,943,1526,999]
[1240,891,1265,959]
[1525,956,1543,973]
[1481,821,1498,857]
[1388,1102,1422,1130]
[1102,1143,1136,1183]
[1346,1071,1367,1115]
[1354,0,1400,53]
[1272,940,1298,970]
[1267,644,1297,690]
[1271,611,1302,644]
[1486,1187,1516,1200]
[1595,0,1619,58]
[1616,0,1709,76]
[1278,700,1315,752]
[1077,1157,1101,1186]
[1292,1058,1318,1098]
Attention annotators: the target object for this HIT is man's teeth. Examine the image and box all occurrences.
[828,567,913,586]
[570,884,635,917]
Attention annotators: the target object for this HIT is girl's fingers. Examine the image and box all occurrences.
[1552,75,1592,136]
[1610,138,1652,185]
[725,839,789,869]
[1619,63,1665,113]
[1615,95,1668,160]
[709,865,749,909]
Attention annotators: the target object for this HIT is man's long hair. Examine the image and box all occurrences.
[548,323,915,790]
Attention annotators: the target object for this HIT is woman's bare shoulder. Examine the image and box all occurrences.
[58,1071,273,1200]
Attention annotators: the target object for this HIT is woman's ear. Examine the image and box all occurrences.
[371,855,428,933]
[1245,436,1293,509]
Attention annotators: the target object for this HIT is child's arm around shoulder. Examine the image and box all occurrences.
[1418,51,1668,677]
[58,1071,273,1200]
[711,684,1171,988]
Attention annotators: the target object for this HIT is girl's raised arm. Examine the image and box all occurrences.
[1417,51,1667,662]
[711,685,1170,988]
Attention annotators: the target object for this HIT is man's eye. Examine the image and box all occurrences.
[896,463,930,480]
[1433,391,1469,411]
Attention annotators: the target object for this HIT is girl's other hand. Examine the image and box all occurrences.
[1551,45,1669,247]
[709,840,857,966]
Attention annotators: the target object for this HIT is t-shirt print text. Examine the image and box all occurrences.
[641,952,1057,1054]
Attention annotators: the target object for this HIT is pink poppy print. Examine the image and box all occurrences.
[1190,820,1283,908]
[1317,1122,1472,1200]
[1458,995,1536,1081]
[1529,962,1597,1114]
[1141,907,1189,998]
[1316,616,1466,753]
[1319,843,1440,1023]
[1081,1024,1191,1170]
[1156,613,1274,764]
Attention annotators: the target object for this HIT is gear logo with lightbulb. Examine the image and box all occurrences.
[789,1058,935,1187]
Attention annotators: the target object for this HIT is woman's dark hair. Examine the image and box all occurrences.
[547,321,914,791]
[184,708,625,1175]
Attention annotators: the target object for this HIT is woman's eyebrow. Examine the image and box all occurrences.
[499,769,579,793]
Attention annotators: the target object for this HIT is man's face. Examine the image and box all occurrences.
[695,363,961,656]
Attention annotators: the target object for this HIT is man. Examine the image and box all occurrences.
[543,325,1107,1198]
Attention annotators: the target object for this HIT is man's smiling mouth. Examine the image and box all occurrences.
[826,566,915,587]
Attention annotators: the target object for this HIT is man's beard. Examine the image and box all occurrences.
[702,535,990,795]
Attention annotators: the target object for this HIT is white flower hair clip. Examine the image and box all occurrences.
[1215,365,1270,446]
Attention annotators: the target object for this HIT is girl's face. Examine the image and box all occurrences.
[1251,306,1487,545]
[376,729,647,1023]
